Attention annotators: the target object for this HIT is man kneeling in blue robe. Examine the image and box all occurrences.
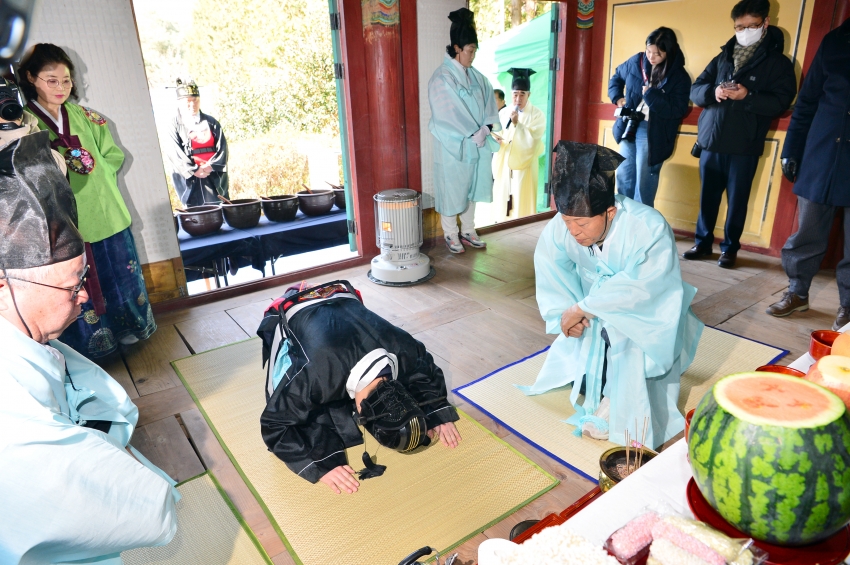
[523,141,703,449]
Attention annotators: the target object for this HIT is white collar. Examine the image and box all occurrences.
[31,99,63,135]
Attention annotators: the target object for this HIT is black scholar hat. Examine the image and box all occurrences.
[552,141,625,217]
[448,8,478,50]
[508,67,536,91]
[359,379,431,453]
[0,130,83,269]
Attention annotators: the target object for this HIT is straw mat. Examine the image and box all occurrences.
[453,327,786,482]
[122,472,271,565]
[172,338,557,565]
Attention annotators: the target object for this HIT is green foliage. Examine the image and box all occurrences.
[186,0,338,141]
[227,127,310,199]
[470,0,550,42]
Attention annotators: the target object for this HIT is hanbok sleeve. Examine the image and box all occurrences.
[0,426,176,563]
[396,345,459,429]
[85,108,125,173]
[166,120,197,180]
[428,72,485,159]
[260,378,349,484]
[534,216,586,335]
[577,217,686,374]
[507,105,546,171]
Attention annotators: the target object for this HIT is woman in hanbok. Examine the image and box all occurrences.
[18,43,155,358]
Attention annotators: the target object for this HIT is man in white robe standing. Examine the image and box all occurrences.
[522,141,703,449]
[428,8,500,253]
[0,132,178,564]
[489,68,546,224]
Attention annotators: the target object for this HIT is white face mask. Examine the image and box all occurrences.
[735,24,764,47]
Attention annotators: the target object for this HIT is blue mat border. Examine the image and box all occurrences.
[451,326,789,484]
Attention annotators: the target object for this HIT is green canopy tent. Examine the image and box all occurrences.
[475,12,554,214]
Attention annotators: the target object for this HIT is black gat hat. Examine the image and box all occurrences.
[552,141,625,217]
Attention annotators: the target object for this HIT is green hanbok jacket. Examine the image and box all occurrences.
[26,103,131,243]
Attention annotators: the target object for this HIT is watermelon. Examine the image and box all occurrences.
[688,372,850,546]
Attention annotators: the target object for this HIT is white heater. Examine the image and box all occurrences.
[368,189,435,286]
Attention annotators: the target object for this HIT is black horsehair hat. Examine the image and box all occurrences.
[359,379,431,454]
[552,141,625,217]
[508,68,536,92]
[448,8,478,49]
[0,130,83,269]
[175,78,200,99]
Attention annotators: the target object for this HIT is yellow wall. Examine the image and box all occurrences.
[598,0,814,248]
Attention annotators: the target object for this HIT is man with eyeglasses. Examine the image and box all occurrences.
[684,0,796,269]
[0,133,178,564]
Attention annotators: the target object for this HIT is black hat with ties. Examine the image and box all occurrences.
[551,141,625,217]
[448,8,478,50]
[507,68,536,92]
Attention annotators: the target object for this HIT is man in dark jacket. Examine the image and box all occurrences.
[766,18,850,330]
[258,281,461,494]
[683,0,796,268]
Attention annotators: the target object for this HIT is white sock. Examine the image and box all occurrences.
[459,201,477,233]
[441,213,459,238]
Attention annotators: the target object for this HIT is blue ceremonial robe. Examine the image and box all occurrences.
[0,316,179,564]
[524,196,703,448]
[428,54,500,216]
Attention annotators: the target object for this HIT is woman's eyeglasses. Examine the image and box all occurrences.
[1,265,89,299]
[36,76,74,91]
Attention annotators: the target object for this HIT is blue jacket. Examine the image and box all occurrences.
[782,18,850,206]
[690,26,797,156]
[608,51,692,166]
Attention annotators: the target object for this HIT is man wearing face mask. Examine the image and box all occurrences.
[521,141,703,450]
[428,8,500,254]
[684,0,796,269]
[167,78,229,207]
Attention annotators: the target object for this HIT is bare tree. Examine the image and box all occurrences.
[524,0,537,22]
[511,0,522,27]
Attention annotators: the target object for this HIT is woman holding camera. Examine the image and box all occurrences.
[608,27,691,208]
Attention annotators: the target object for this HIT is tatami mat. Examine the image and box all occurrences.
[172,338,557,565]
[122,472,271,565]
[453,327,786,482]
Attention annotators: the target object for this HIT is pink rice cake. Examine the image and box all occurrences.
[650,520,725,565]
[609,512,660,559]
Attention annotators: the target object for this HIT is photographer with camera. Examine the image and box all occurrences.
[684,0,796,269]
[608,27,691,209]
[0,77,65,172]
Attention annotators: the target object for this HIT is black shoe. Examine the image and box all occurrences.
[682,245,712,260]
[718,251,737,269]
[833,307,850,331]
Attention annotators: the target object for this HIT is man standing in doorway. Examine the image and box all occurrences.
[683,0,796,269]
[491,68,545,222]
[167,78,230,207]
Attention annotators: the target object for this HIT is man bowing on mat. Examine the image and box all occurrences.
[522,141,703,449]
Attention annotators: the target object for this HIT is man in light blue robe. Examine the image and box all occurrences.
[428,8,500,254]
[0,132,178,564]
[523,141,703,449]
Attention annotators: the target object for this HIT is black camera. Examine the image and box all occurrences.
[0,78,23,122]
[614,106,645,141]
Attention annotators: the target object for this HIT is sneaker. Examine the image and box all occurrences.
[765,291,809,318]
[833,307,850,331]
[459,230,486,249]
[581,396,610,440]
[445,233,464,254]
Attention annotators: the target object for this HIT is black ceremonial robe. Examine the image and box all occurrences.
[260,297,459,483]
[167,111,229,207]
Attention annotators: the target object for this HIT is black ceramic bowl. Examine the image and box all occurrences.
[297,189,335,216]
[332,187,346,209]
[262,195,299,222]
[221,198,261,229]
[177,205,223,237]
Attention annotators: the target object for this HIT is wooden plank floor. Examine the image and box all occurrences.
[112,219,838,565]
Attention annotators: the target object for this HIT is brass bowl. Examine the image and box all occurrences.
[598,446,657,492]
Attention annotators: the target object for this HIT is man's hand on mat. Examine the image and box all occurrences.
[320,465,360,494]
[428,422,462,448]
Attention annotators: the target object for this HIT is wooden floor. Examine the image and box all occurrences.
[101,218,840,564]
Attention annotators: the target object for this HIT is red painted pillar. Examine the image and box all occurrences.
[834,0,850,27]
[362,0,409,192]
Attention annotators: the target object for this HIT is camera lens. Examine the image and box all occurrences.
[0,98,22,121]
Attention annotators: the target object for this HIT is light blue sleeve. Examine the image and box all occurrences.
[534,216,586,335]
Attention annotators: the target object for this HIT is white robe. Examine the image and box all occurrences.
[486,102,546,224]
[0,316,178,564]
[523,196,704,448]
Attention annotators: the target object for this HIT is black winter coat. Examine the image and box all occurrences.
[782,18,850,206]
[690,26,797,156]
[608,51,692,166]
